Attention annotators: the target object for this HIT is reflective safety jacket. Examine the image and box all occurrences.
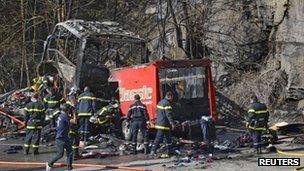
[127,101,148,122]
[43,92,64,118]
[155,98,174,131]
[24,101,45,130]
[246,102,269,131]
[77,91,96,117]
[96,105,120,125]
[31,76,48,92]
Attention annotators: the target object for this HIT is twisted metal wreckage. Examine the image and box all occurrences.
[0,20,147,134]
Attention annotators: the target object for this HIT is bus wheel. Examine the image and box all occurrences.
[122,120,131,141]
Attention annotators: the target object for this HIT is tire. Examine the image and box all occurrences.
[122,120,131,141]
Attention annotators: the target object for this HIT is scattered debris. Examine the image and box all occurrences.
[291,136,304,145]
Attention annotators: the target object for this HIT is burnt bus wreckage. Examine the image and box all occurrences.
[38,20,147,99]
[0,20,216,140]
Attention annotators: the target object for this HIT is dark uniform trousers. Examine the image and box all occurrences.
[79,117,91,142]
[24,128,41,153]
[131,120,149,145]
[69,131,80,156]
[151,129,173,154]
[49,139,73,169]
[250,130,263,149]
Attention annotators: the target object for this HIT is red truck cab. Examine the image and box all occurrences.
[110,59,217,140]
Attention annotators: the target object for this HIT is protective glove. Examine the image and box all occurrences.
[125,121,130,127]
[146,121,150,128]
[89,116,97,123]
[171,124,175,130]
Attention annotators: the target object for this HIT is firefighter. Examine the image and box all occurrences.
[200,113,216,157]
[90,98,120,134]
[246,95,269,154]
[44,88,64,129]
[31,75,54,96]
[127,94,149,155]
[24,93,45,155]
[77,86,96,144]
[150,91,175,156]
[66,89,80,157]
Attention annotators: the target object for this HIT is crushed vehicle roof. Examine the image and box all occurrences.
[53,19,146,43]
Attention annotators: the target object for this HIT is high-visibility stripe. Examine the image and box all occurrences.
[99,107,107,115]
[255,110,268,114]
[72,146,79,149]
[129,105,146,111]
[26,126,42,129]
[248,109,255,112]
[24,108,45,112]
[52,110,60,117]
[38,84,43,90]
[78,113,92,116]
[157,105,172,110]
[248,126,266,130]
[97,118,108,125]
[69,131,78,134]
[32,144,39,148]
[78,96,96,102]
[44,100,60,104]
[155,125,170,130]
[248,109,268,114]
[24,144,30,147]
[66,101,75,107]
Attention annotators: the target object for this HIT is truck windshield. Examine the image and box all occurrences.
[159,67,206,99]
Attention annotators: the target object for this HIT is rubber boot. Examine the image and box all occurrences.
[33,148,39,155]
[167,144,173,156]
[149,145,156,156]
[24,148,29,155]
[258,147,262,154]
[131,144,137,155]
[255,147,260,154]
[144,144,150,155]
[74,149,80,158]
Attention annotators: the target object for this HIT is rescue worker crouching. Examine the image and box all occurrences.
[127,94,150,155]
[66,88,80,158]
[44,88,64,129]
[89,98,120,135]
[24,93,45,155]
[150,91,175,157]
[77,86,96,145]
[246,95,269,154]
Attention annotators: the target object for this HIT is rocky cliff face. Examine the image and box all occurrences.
[216,0,304,123]
[144,0,303,123]
[271,0,304,100]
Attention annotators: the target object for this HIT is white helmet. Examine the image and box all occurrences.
[68,86,79,95]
